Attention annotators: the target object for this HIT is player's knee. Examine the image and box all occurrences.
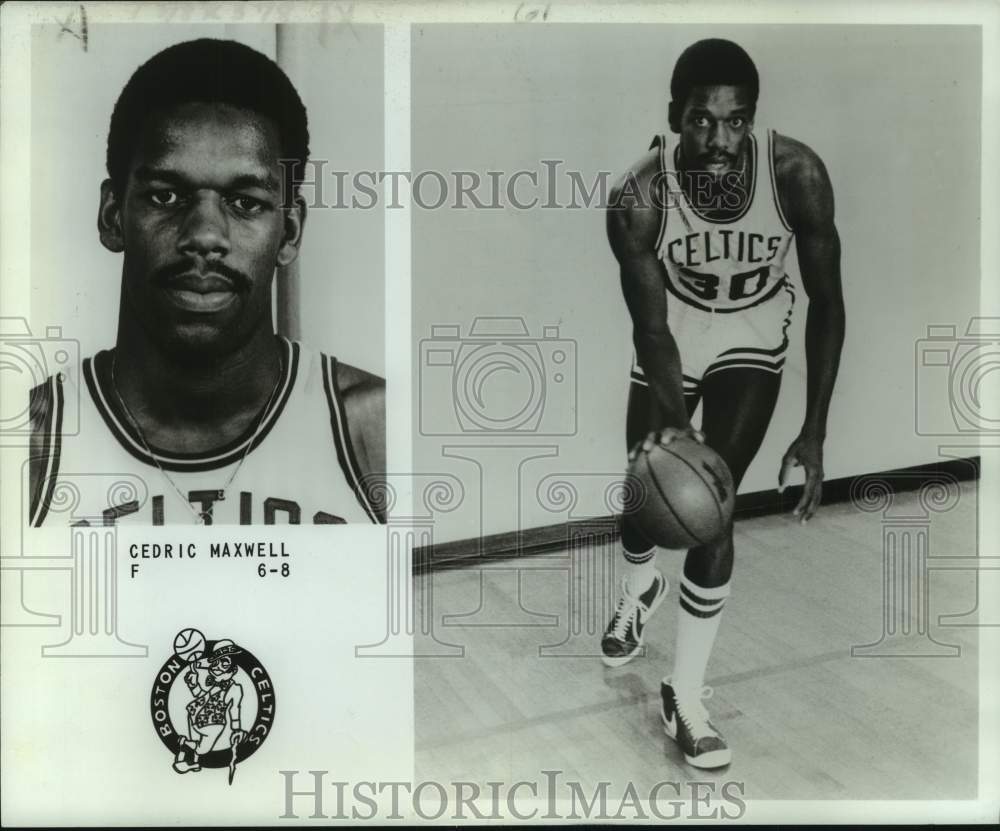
[620,514,654,555]
[683,534,734,586]
[705,441,752,489]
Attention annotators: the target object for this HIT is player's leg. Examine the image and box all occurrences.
[621,378,665,589]
[601,376,700,667]
[662,366,780,768]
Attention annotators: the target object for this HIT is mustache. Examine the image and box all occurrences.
[153,260,251,292]
[700,152,736,164]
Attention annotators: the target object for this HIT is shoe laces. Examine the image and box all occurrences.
[609,578,645,640]
[673,682,718,738]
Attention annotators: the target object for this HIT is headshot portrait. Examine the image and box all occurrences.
[24,28,386,526]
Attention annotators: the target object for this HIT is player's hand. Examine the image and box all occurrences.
[184,669,198,688]
[778,433,824,523]
[628,425,704,462]
[230,729,246,746]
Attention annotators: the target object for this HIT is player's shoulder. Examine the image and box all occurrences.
[27,357,84,435]
[27,367,77,527]
[771,131,831,190]
[28,376,58,446]
[770,131,834,227]
[335,361,385,407]
[299,342,384,425]
[292,339,384,427]
[607,145,663,248]
[333,360,385,475]
[610,145,661,197]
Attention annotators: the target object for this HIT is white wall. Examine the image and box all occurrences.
[29,21,383,374]
[412,24,983,543]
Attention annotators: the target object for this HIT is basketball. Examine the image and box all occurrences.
[626,436,735,548]
[173,627,206,663]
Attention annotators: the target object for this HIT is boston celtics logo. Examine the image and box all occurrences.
[150,628,276,784]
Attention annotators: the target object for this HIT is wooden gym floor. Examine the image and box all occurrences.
[414,481,981,800]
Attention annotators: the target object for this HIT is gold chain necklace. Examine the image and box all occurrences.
[109,352,283,524]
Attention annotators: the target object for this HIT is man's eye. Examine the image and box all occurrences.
[149,190,179,206]
[230,195,265,214]
[730,118,745,128]
[694,117,710,128]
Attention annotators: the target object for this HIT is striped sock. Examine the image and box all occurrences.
[622,545,657,594]
[672,575,731,695]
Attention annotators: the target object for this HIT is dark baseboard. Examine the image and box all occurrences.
[415,456,980,573]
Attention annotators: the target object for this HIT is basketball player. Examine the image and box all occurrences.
[27,39,385,525]
[602,39,845,767]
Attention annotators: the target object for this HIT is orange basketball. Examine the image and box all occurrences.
[626,436,735,548]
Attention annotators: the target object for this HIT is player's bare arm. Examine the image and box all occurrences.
[608,152,699,454]
[338,362,387,517]
[773,132,846,521]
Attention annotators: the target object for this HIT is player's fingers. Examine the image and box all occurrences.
[792,485,808,517]
[801,478,823,523]
[777,454,797,493]
[656,427,687,448]
[795,469,821,520]
[692,428,706,444]
[642,431,659,453]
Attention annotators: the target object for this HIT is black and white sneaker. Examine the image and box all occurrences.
[600,571,668,667]
[660,678,731,769]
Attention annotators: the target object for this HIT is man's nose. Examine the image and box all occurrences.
[177,193,230,259]
[707,122,728,151]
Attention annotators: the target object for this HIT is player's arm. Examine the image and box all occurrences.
[338,364,387,523]
[607,168,692,444]
[775,133,846,521]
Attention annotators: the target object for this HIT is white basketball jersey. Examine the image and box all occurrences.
[653,129,795,313]
[28,337,382,526]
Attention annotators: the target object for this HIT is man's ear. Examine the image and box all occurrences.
[276,193,307,268]
[98,179,125,253]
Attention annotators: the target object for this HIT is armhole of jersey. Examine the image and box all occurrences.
[652,134,670,252]
[768,129,794,233]
[321,355,384,524]
[28,375,64,527]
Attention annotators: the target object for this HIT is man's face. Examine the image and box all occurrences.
[101,102,303,358]
[677,84,755,179]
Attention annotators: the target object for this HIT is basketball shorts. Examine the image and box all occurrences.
[631,280,796,398]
